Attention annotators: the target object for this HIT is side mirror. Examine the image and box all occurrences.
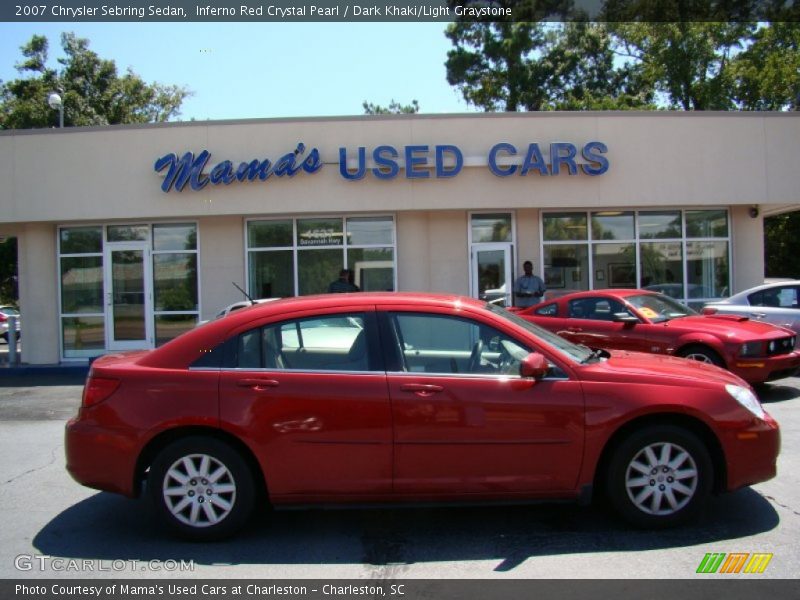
[612,312,639,324]
[520,353,549,380]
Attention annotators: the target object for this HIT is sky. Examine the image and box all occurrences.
[0,22,479,120]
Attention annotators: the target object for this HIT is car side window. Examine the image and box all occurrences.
[235,313,375,372]
[568,298,630,321]
[534,303,558,316]
[390,312,530,376]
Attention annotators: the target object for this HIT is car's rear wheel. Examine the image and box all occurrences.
[148,437,255,541]
[606,425,712,528]
[678,345,725,368]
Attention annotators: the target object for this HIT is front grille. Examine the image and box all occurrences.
[766,337,795,357]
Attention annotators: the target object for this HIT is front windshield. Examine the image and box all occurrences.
[487,303,593,364]
[626,294,699,323]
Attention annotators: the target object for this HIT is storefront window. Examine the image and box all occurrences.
[638,211,682,239]
[60,256,103,314]
[687,241,730,307]
[686,210,728,238]
[247,216,396,298]
[543,245,589,293]
[60,227,102,254]
[542,209,730,306]
[543,213,588,241]
[249,250,294,298]
[298,249,344,295]
[153,253,198,312]
[471,213,512,243]
[347,248,394,292]
[62,316,105,356]
[592,243,636,289]
[151,223,199,345]
[107,224,149,242]
[153,223,197,251]
[591,212,634,240]
[59,226,105,358]
[639,242,684,297]
[248,220,293,248]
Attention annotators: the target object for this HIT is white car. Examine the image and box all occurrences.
[0,306,20,343]
[199,298,279,326]
[703,281,800,342]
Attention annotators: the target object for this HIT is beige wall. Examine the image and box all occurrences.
[1,113,799,224]
[731,205,765,294]
[197,216,246,320]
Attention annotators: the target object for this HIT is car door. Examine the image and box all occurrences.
[561,297,648,352]
[218,308,393,501]
[748,286,800,336]
[381,308,584,496]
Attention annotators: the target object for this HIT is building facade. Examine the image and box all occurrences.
[1,112,798,364]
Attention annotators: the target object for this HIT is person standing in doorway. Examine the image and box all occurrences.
[328,268,360,293]
[514,261,546,308]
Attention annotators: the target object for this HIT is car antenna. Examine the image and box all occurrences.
[232,282,255,305]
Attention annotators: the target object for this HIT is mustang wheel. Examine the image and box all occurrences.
[678,345,725,368]
[607,426,712,528]
[148,437,255,540]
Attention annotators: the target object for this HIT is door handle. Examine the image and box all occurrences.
[236,378,279,390]
[400,383,444,397]
[566,327,582,333]
[750,312,766,319]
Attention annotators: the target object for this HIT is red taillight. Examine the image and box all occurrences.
[702,307,718,315]
[82,376,121,408]
[0,314,6,322]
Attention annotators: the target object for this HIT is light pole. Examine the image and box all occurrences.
[47,91,64,128]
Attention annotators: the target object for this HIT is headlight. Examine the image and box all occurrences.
[726,384,766,420]
[738,341,764,358]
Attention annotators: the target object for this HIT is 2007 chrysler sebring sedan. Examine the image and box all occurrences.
[66,293,780,540]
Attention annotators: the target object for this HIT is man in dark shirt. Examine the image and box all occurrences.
[328,268,360,293]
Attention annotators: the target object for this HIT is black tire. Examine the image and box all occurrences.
[148,436,255,541]
[606,425,713,528]
[677,345,725,368]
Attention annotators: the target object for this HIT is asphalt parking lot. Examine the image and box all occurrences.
[0,371,798,580]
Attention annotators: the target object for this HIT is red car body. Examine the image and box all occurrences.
[66,293,779,539]
[516,289,800,384]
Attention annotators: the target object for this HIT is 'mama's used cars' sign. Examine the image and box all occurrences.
[154,141,609,193]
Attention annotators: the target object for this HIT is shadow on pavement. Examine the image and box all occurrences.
[755,379,800,404]
[33,488,778,572]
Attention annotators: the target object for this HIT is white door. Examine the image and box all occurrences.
[104,242,154,350]
[471,244,513,307]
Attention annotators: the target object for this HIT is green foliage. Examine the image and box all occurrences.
[765,211,800,278]
[446,21,800,112]
[362,99,420,114]
[0,238,17,304]
[0,32,190,129]
[445,22,655,111]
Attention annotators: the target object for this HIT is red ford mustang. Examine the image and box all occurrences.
[66,293,780,540]
[516,289,799,384]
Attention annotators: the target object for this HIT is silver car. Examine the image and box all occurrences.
[703,281,800,343]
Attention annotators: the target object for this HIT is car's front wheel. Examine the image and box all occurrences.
[606,425,713,528]
[148,437,255,540]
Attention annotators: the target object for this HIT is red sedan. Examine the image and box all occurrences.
[517,289,799,384]
[66,293,779,540]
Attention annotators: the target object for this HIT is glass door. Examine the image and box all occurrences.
[471,243,513,307]
[104,242,153,350]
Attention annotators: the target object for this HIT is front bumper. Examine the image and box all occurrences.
[723,414,781,491]
[732,350,800,383]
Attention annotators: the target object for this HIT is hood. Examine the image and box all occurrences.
[659,314,791,340]
[580,349,747,388]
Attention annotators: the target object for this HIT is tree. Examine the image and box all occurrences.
[731,23,800,111]
[610,22,754,110]
[362,99,420,115]
[0,32,190,129]
[765,211,800,278]
[445,22,654,111]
